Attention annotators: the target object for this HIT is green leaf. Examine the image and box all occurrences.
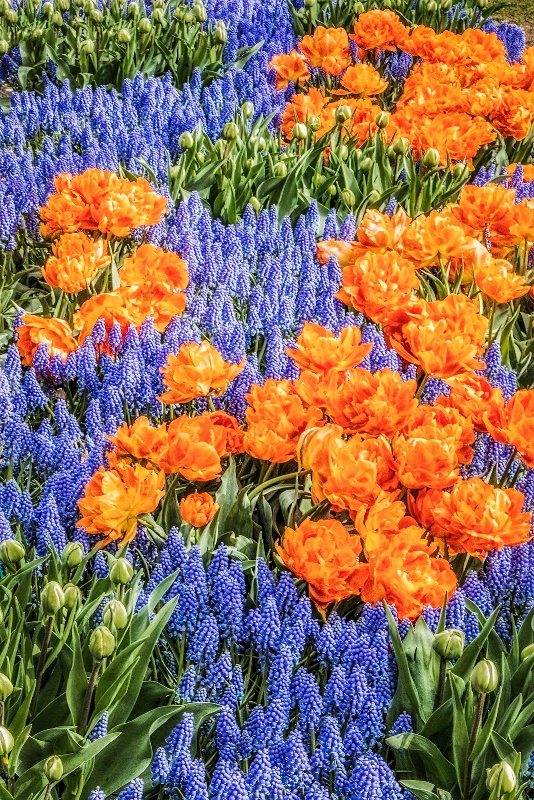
[386,734,457,787]
[400,780,441,800]
[66,625,89,727]
[451,605,501,684]
[383,604,424,729]
[449,673,469,790]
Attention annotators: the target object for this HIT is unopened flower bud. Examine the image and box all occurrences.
[31,26,43,40]
[353,0,364,11]
[128,0,138,15]
[328,184,337,196]
[89,625,115,661]
[151,6,164,22]
[5,9,17,23]
[44,755,64,783]
[63,583,81,610]
[486,762,516,794]
[392,137,410,156]
[109,557,134,586]
[0,540,24,566]
[339,144,349,160]
[471,659,499,694]
[193,1,206,21]
[304,0,315,7]
[102,599,129,630]
[90,6,102,19]
[335,105,352,124]
[433,630,464,661]
[42,1,54,15]
[375,111,390,129]
[241,101,254,119]
[0,674,13,701]
[41,581,65,617]
[62,542,84,569]
[360,156,373,173]
[452,162,468,180]
[521,643,534,661]
[249,196,261,212]
[138,15,150,31]
[222,122,239,141]
[274,161,287,177]
[0,727,14,756]
[118,27,131,43]
[292,122,308,141]
[0,39,8,54]
[52,11,64,23]
[422,147,440,168]
[214,19,227,44]
[179,131,194,150]
[342,188,355,208]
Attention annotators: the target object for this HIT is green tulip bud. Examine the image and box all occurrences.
[222,121,239,141]
[42,1,54,15]
[452,162,468,180]
[486,762,516,794]
[179,131,194,150]
[0,2,7,16]
[89,625,115,661]
[521,643,534,661]
[44,755,64,783]
[52,11,64,23]
[169,164,181,180]
[367,189,381,204]
[433,630,464,661]
[90,6,102,18]
[117,27,131,42]
[308,115,321,132]
[422,147,440,168]
[0,727,14,756]
[257,136,266,150]
[471,659,499,694]
[214,19,227,44]
[0,674,13,701]
[128,0,138,15]
[31,26,43,40]
[375,111,390,129]
[63,583,81,610]
[109,557,134,586]
[292,122,308,141]
[426,0,437,9]
[138,14,150,31]
[328,184,337,196]
[5,9,17,23]
[274,161,287,178]
[193,1,207,22]
[215,139,225,158]
[249,196,261,212]
[360,156,373,173]
[241,101,254,119]
[440,0,452,8]
[102,599,129,630]
[382,0,392,7]
[151,6,164,22]
[339,144,349,160]
[41,581,65,617]
[304,0,315,7]
[342,188,356,208]
[0,540,24,566]
[353,1,365,12]
[62,541,84,569]
[153,0,164,7]
[335,105,352,125]
[183,9,194,22]
[57,0,69,10]
[197,151,205,164]
[392,136,410,156]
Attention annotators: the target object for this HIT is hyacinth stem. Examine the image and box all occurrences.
[463,692,486,800]
[434,657,447,710]
[78,660,101,737]
[30,616,54,718]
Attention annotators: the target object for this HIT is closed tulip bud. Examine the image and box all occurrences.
[152,7,164,21]
[241,101,254,119]
[197,151,205,164]
[0,674,13,701]
[193,1,206,21]
[441,0,452,8]
[63,583,81,610]
[214,19,226,43]
[308,115,321,131]
[118,27,131,42]
[521,643,534,661]
[249,196,261,212]
[42,1,53,15]
[90,625,115,661]
[179,131,194,150]
[102,599,128,630]
[62,542,84,569]
[153,0,164,7]
[52,11,64,23]
[315,174,326,187]
[486,762,516,794]
[222,122,239,141]
[0,727,14,756]
[452,162,468,180]
[292,122,308,141]
[274,161,287,177]
[304,0,315,7]
[0,540,24,566]
[375,111,390,129]
[335,105,352,124]
[360,156,373,173]
[0,3,7,16]
[328,184,337,196]
[183,10,194,22]
[138,14,150,30]
[353,1,365,12]
[339,144,349,160]
[215,139,225,158]
[90,6,102,18]
[422,147,440,168]
[57,0,69,10]
[128,0,138,14]
[44,755,64,783]
[258,136,266,150]
[392,137,410,156]
[41,582,65,617]
[169,165,181,180]
[382,0,392,7]
[31,27,43,40]
[367,189,381,204]
[471,659,499,694]
[5,9,17,23]
[426,0,437,8]
[433,630,464,660]
[342,188,355,208]
[109,557,134,586]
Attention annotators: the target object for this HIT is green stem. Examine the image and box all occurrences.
[30,616,54,718]
[78,660,101,737]
[415,373,430,401]
[499,448,517,489]
[463,692,486,800]
[43,784,53,800]
[248,470,308,501]
[434,657,447,710]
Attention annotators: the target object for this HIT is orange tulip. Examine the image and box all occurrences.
[326,367,418,437]
[268,50,311,90]
[484,389,534,468]
[74,292,138,347]
[42,232,110,294]
[474,258,529,304]
[298,26,351,75]
[117,284,187,333]
[76,460,165,546]
[281,88,328,140]
[286,322,373,375]
[336,63,388,96]
[351,10,409,52]
[160,341,245,405]
[392,110,496,165]
[204,411,245,457]
[158,414,225,481]
[180,492,219,527]
[413,478,531,557]
[451,183,516,238]
[400,209,490,270]
[356,207,411,252]
[16,314,78,367]
[436,373,506,434]
[300,424,398,514]
[119,244,188,292]
[106,416,169,468]
[276,518,362,609]
[243,379,324,463]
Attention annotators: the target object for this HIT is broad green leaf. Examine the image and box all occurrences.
[383,604,424,729]
[449,673,469,790]
[66,625,89,727]
[386,733,456,787]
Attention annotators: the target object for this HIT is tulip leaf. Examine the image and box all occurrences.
[386,734,456,787]
[451,606,500,684]
[66,625,89,727]
[400,780,441,800]
[384,603,424,729]
[450,673,469,789]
